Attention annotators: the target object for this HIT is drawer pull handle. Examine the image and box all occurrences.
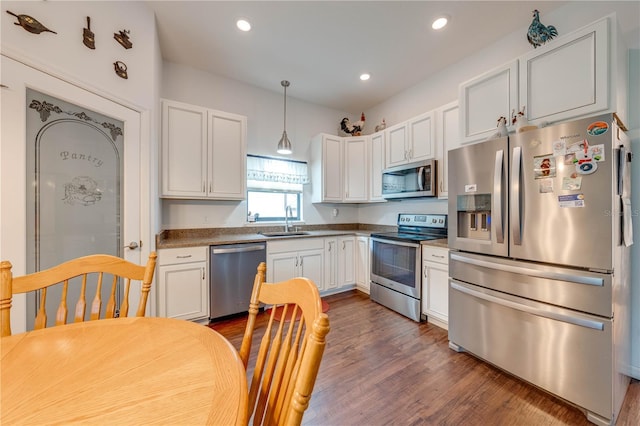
[450,281,604,331]
[176,255,192,259]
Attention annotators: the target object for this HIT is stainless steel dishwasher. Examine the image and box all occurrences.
[209,242,266,320]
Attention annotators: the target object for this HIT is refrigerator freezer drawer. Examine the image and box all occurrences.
[449,252,612,317]
[449,279,614,421]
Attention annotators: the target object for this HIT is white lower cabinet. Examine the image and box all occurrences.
[338,236,355,288]
[324,238,339,291]
[268,236,355,295]
[421,246,449,329]
[158,246,209,322]
[356,236,370,293]
[325,236,355,293]
[267,238,324,291]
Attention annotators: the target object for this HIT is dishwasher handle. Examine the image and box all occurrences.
[212,244,266,255]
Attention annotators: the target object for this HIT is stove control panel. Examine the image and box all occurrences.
[397,213,447,229]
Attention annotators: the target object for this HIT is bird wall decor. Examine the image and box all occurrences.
[340,112,366,136]
[6,11,57,35]
[527,9,557,48]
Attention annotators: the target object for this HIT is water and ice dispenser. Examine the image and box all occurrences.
[456,194,492,240]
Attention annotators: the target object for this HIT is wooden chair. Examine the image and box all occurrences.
[239,262,330,426]
[0,252,157,337]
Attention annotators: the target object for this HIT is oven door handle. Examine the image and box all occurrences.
[371,237,420,248]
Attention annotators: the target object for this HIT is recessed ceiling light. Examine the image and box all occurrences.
[432,16,449,30]
[360,73,371,81]
[237,19,251,32]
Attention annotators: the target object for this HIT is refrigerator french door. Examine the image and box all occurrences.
[447,113,633,426]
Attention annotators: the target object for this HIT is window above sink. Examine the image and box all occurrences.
[246,155,309,223]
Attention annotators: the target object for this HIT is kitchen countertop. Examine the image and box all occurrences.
[157,224,449,250]
[421,238,448,249]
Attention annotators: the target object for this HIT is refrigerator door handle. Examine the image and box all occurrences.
[493,149,504,243]
[511,146,522,245]
[417,167,424,191]
[450,253,605,286]
[450,281,605,331]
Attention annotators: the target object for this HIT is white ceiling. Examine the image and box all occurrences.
[146,1,638,112]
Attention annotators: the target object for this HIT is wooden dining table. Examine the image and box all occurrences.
[1,316,248,425]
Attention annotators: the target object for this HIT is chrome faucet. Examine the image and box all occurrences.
[284,206,292,232]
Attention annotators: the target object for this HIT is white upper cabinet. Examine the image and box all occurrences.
[435,101,459,199]
[344,136,368,202]
[409,112,436,162]
[161,99,246,200]
[459,60,519,144]
[309,133,343,203]
[519,17,609,124]
[369,131,385,202]
[460,16,615,145]
[161,100,208,197]
[310,133,383,204]
[208,110,247,199]
[385,111,435,168]
[385,122,408,167]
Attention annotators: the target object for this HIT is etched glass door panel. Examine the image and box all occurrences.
[25,89,124,327]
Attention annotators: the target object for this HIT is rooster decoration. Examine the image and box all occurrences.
[341,112,366,136]
[527,9,558,48]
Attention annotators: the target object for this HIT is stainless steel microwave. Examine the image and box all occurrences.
[382,159,437,199]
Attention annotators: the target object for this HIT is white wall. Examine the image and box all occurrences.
[160,61,361,229]
[1,1,157,111]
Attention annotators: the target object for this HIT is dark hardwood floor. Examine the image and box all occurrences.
[210,290,639,426]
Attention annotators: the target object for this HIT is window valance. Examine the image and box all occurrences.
[247,155,309,185]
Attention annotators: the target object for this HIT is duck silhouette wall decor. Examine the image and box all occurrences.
[527,9,557,48]
[6,11,57,35]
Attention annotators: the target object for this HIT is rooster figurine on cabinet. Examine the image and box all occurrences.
[527,9,558,48]
[487,116,508,140]
[341,112,366,136]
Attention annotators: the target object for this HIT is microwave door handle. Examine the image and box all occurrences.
[511,146,522,245]
[417,167,424,191]
[493,150,504,243]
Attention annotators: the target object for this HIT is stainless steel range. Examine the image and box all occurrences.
[370,213,447,321]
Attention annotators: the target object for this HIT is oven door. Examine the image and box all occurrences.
[370,238,421,299]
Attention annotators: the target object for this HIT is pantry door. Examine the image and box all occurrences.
[1,55,142,332]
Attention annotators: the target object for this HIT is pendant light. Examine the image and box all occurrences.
[276,80,292,154]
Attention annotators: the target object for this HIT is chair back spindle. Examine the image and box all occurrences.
[0,253,157,336]
[239,262,330,425]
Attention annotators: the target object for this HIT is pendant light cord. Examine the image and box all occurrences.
[282,80,289,132]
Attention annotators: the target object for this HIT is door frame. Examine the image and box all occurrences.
[1,53,153,333]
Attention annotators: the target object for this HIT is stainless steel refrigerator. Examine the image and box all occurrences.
[447,113,633,426]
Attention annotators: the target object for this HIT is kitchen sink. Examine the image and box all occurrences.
[260,231,310,237]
